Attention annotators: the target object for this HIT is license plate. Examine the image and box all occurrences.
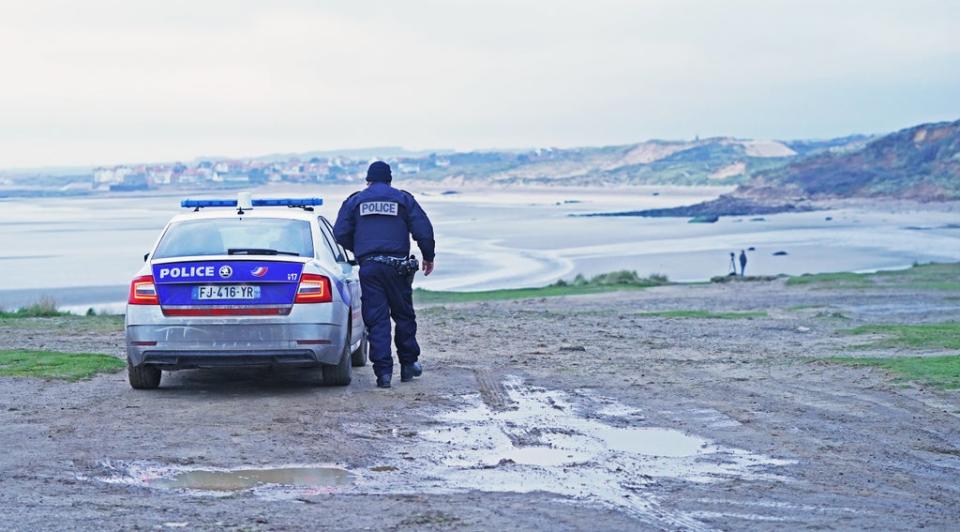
[193,285,261,300]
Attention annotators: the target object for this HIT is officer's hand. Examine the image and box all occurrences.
[422,260,434,276]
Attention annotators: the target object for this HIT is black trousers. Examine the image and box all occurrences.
[358,261,420,378]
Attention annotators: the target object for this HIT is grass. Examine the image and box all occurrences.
[711,275,782,283]
[787,262,960,290]
[841,323,960,351]
[0,350,125,380]
[825,355,960,390]
[0,297,70,318]
[634,310,767,319]
[787,271,868,286]
[414,270,668,304]
[415,284,646,304]
[0,314,124,332]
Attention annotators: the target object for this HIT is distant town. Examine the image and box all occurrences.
[89,155,448,192]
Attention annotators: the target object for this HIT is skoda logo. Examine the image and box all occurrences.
[218,265,233,279]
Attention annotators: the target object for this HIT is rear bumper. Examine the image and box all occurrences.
[126,322,345,369]
[138,350,320,369]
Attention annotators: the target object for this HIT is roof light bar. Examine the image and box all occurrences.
[253,197,323,207]
[181,199,237,208]
[180,197,324,209]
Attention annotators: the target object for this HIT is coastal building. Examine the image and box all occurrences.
[93,166,131,188]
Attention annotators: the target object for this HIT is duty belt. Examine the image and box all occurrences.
[362,255,420,276]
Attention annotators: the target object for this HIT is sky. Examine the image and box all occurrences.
[1,0,958,168]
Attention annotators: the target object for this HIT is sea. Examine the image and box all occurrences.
[1,184,959,314]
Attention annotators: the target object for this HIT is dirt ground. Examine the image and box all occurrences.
[1,279,959,531]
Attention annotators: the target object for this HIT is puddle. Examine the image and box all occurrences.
[419,376,792,529]
[90,463,354,498]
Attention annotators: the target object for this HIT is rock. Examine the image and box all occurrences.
[576,195,814,219]
[773,251,789,256]
[689,215,720,223]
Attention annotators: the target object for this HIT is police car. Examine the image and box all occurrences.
[125,195,367,389]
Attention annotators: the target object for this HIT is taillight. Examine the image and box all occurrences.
[128,275,159,305]
[295,274,332,303]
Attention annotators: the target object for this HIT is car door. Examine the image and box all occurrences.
[318,217,363,344]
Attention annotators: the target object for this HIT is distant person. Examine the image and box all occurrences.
[739,249,748,277]
[334,161,436,389]
[728,252,737,276]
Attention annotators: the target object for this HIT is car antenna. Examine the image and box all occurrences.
[237,192,253,215]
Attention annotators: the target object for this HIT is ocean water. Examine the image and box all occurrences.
[1,184,958,313]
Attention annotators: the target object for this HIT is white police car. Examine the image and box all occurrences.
[125,195,367,389]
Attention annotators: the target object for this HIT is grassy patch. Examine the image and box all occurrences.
[0,297,70,318]
[415,284,647,304]
[415,270,668,304]
[842,323,960,351]
[787,272,870,286]
[0,350,124,381]
[711,275,782,284]
[635,310,767,319]
[0,314,124,333]
[787,262,960,290]
[825,355,960,389]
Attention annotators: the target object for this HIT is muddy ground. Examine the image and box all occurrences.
[1,279,959,531]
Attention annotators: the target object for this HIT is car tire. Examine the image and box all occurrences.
[351,334,368,367]
[128,361,161,390]
[322,333,352,386]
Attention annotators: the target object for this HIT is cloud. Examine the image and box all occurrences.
[0,0,958,167]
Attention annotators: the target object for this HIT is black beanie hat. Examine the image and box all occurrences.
[366,161,392,183]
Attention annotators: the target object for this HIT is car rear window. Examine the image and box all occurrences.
[153,218,314,259]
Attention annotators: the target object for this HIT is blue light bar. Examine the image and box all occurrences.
[181,199,237,208]
[180,197,323,209]
[252,197,323,207]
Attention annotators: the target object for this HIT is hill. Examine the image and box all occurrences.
[741,119,960,201]
[400,136,866,187]
[600,119,960,219]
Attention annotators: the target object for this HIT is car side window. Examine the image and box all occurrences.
[320,217,352,263]
[316,218,346,263]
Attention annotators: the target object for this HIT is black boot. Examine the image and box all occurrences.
[400,361,422,382]
[376,374,392,388]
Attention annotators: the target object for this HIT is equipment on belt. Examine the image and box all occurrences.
[363,255,420,277]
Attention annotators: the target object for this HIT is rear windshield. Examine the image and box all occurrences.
[153,218,314,259]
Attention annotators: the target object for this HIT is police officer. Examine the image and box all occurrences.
[334,161,435,388]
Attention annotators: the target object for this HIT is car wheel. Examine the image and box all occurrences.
[127,360,161,390]
[322,334,352,386]
[351,334,368,367]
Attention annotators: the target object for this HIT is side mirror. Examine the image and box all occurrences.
[143,253,150,262]
[347,259,358,266]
